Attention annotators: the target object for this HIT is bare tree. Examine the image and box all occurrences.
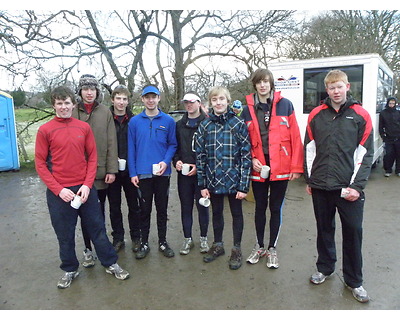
[1,10,296,110]
[282,10,400,95]
[158,10,295,105]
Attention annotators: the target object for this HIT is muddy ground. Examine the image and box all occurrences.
[0,165,399,311]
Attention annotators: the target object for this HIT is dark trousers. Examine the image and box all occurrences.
[107,173,141,242]
[311,188,365,288]
[383,140,400,174]
[138,176,170,244]
[251,179,288,249]
[209,193,243,247]
[177,172,209,238]
[47,185,117,272]
[81,188,107,251]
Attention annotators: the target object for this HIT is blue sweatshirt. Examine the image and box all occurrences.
[127,109,177,178]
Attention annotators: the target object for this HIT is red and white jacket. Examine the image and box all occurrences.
[241,92,304,182]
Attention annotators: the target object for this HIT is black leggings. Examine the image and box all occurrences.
[209,193,243,247]
[177,173,209,238]
[251,179,288,249]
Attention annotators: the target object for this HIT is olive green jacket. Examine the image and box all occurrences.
[72,101,118,190]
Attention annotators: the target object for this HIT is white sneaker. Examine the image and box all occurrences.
[246,244,267,264]
[199,236,209,253]
[57,271,79,289]
[105,263,130,280]
[349,285,370,303]
[82,248,95,268]
[266,247,279,269]
[179,238,194,255]
[310,271,328,285]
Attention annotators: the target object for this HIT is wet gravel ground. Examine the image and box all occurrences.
[1,166,399,311]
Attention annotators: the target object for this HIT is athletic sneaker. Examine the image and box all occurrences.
[57,271,79,289]
[136,242,150,259]
[105,263,130,280]
[179,238,194,255]
[229,247,242,270]
[199,236,209,253]
[384,172,391,177]
[310,271,328,285]
[159,242,175,258]
[203,242,225,263]
[266,247,279,269]
[246,243,267,264]
[82,248,95,268]
[348,285,370,303]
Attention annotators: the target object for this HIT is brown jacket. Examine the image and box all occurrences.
[72,101,118,189]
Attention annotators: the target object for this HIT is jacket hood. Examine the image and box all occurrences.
[385,97,398,108]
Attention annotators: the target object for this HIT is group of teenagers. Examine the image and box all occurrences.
[35,68,374,303]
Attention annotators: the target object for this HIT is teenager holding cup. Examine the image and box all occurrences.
[241,68,303,269]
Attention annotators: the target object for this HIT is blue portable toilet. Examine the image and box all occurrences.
[0,91,20,171]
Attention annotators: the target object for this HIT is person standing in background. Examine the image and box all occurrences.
[72,74,118,268]
[379,97,400,177]
[173,92,209,255]
[107,85,141,253]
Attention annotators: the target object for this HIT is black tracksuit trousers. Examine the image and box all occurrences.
[311,188,365,288]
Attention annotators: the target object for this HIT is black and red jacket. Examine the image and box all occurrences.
[304,98,373,193]
[241,91,303,182]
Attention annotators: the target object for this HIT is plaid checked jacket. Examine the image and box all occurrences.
[195,109,251,194]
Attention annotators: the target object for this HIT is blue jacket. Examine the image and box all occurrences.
[127,109,177,178]
[195,109,251,194]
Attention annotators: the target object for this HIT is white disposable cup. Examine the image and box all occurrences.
[341,188,350,198]
[152,164,160,175]
[182,163,191,175]
[199,197,210,207]
[118,159,126,171]
[71,195,82,209]
[260,165,270,179]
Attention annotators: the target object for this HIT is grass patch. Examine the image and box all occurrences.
[19,160,37,172]
[14,107,54,122]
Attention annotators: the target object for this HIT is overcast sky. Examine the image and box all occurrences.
[0,2,392,92]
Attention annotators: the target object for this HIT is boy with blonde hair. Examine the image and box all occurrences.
[304,69,373,303]
[195,86,251,270]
